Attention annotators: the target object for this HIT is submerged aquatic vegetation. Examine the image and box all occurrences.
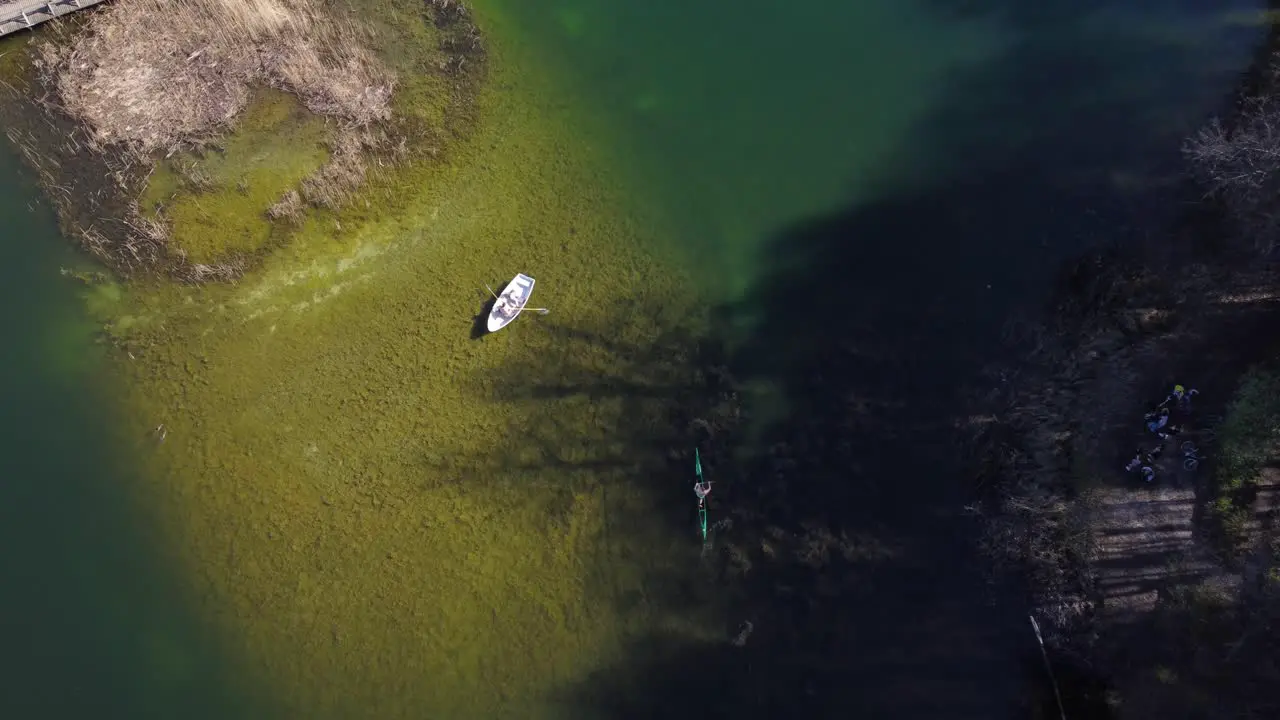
[52,3,730,717]
[3,1,734,716]
[137,90,331,264]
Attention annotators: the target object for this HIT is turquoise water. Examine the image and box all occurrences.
[0,0,1266,717]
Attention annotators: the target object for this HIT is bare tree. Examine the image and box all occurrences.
[1185,77,1280,255]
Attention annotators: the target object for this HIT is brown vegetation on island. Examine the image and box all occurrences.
[0,0,486,282]
[36,0,395,158]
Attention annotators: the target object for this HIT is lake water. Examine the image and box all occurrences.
[0,145,263,715]
[483,2,1261,713]
[0,0,1263,717]
[484,0,1262,299]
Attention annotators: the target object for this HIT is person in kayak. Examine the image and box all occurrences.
[694,479,712,506]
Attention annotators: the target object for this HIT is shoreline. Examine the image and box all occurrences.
[968,19,1280,715]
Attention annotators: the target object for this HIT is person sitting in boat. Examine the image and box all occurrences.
[498,296,520,318]
[694,480,712,507]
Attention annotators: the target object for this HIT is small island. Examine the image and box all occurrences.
[2,0,484,281]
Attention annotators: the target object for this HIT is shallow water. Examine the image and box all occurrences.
[0,0,1267,718]
[0,8,729,717]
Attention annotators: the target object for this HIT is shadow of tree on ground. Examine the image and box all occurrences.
[431,307,741,628]
[455,4,1256,717]
[545,8,1235,715]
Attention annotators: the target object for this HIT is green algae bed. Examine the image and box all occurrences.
[138,90,330,264]
[19,2,729,717]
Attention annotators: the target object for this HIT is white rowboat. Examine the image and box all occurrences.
[487,273,536,333]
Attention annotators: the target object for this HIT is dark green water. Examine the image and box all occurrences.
[484,0,1266,717]
[0,147,263,717]
[0,0,1266,717]
[486,0,1262,301]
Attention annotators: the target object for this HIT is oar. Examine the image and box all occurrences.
[1029,616,1067,720]
[484,283,499,299]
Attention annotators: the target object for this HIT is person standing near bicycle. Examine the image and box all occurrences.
[1145,407,1175,440]
[1143,383,1196,437]
[1125,446,1161,483]
[1159,384,1199,416]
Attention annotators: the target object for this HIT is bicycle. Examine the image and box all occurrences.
[1181,441,1204,471]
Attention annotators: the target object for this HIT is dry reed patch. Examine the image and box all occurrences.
[266,189,304,222]
[299,129,373,209]
[35,0,395,157]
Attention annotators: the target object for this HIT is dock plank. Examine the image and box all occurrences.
[0,0,110,39]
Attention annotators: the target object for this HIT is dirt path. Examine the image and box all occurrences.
[1091,481,1227,621]
[1072,274,1280,692]
[1087,329,1253,632]
[1091,403,1233,626]
[983,257,1280,654]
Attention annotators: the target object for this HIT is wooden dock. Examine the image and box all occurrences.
[0,0,109,39]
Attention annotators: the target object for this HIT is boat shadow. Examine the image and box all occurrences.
[469,294,493,340]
